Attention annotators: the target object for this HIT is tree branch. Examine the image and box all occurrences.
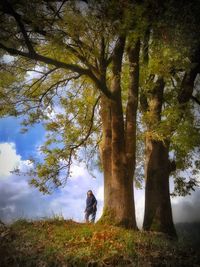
[50,0,66,24]
[38,75,81,105]
[71,95,101,150]
[0,0,112,99]
[143,27,150,64]
[0,42,113,99]
[125,39,140,178]
[111,36,126,86]
[25,67,57,93]
[125,39,140,149]
[2,0,35,55]
[65,44,98,74]
[178,66,200,104]
[178,46,200,104]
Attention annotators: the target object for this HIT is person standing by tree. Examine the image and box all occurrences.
[84,190,97,223]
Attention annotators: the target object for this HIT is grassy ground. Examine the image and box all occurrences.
[0,218,200,267]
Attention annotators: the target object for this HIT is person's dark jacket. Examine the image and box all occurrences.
[85,195,97,213]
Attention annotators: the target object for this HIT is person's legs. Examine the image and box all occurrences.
[85,211,90,223]
[90,211,96,223]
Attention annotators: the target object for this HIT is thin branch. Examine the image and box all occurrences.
[170,77,176,89]
[2,0,35,55]
[65,44,98,74]
[143,27,150,64]
[51,0,66,24]
[19,68,49,74]
[178,49,200,104]
[71,95,101,150]
[25,67,57,95]
[38,75,81,104]
[0,42,87,74]
[0,42,113,99]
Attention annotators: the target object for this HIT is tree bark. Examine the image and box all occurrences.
[142,77,177,236]
[98,37,138,229]
[142,51,200,236]
[99,95,112,213]
[143,138,176,236]
[124,40,140,229]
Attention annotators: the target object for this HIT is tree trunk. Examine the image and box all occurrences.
[124,40,140,229]
[142,50,200,236]
[98,37,138,229]
[99,93,136,227]
[99,95,112,213]
[143,138,176,236]
[142,77,176,236]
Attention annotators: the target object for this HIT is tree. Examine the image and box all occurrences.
[1,0,200,235]
[0,0,145,228]
[139,0,200,236]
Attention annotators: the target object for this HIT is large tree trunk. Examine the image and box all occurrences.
[143,138,176,236]
[142,50,200,236]
[99,94,135,227]
[98,37,139,229]
[99,96,137,228]
[124,40,140,228]
[99,95,112,214]
[142,77,176,236]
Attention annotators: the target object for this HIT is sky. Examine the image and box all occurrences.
[0,116,200,227]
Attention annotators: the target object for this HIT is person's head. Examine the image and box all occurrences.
[87,190,93,197]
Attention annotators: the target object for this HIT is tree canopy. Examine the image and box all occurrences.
[1,0,200,193]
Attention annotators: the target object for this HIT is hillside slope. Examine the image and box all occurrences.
[0,219,200,267]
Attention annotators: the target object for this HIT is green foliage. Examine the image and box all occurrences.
[27,79,101,193]
[172,176,199,197]
[138,0,200,195]
[0,0,200,196]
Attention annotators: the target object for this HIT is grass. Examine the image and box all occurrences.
[0,218,200,267]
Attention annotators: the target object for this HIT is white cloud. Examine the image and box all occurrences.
[70,163,90,180]
[171,188,200,223]
[0,142,104,223]
[96,186,104,202]
[0,142,21,178]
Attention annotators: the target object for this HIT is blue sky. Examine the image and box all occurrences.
[0,116,200,226]
[0,117,45,159]
[0,116,105,223]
